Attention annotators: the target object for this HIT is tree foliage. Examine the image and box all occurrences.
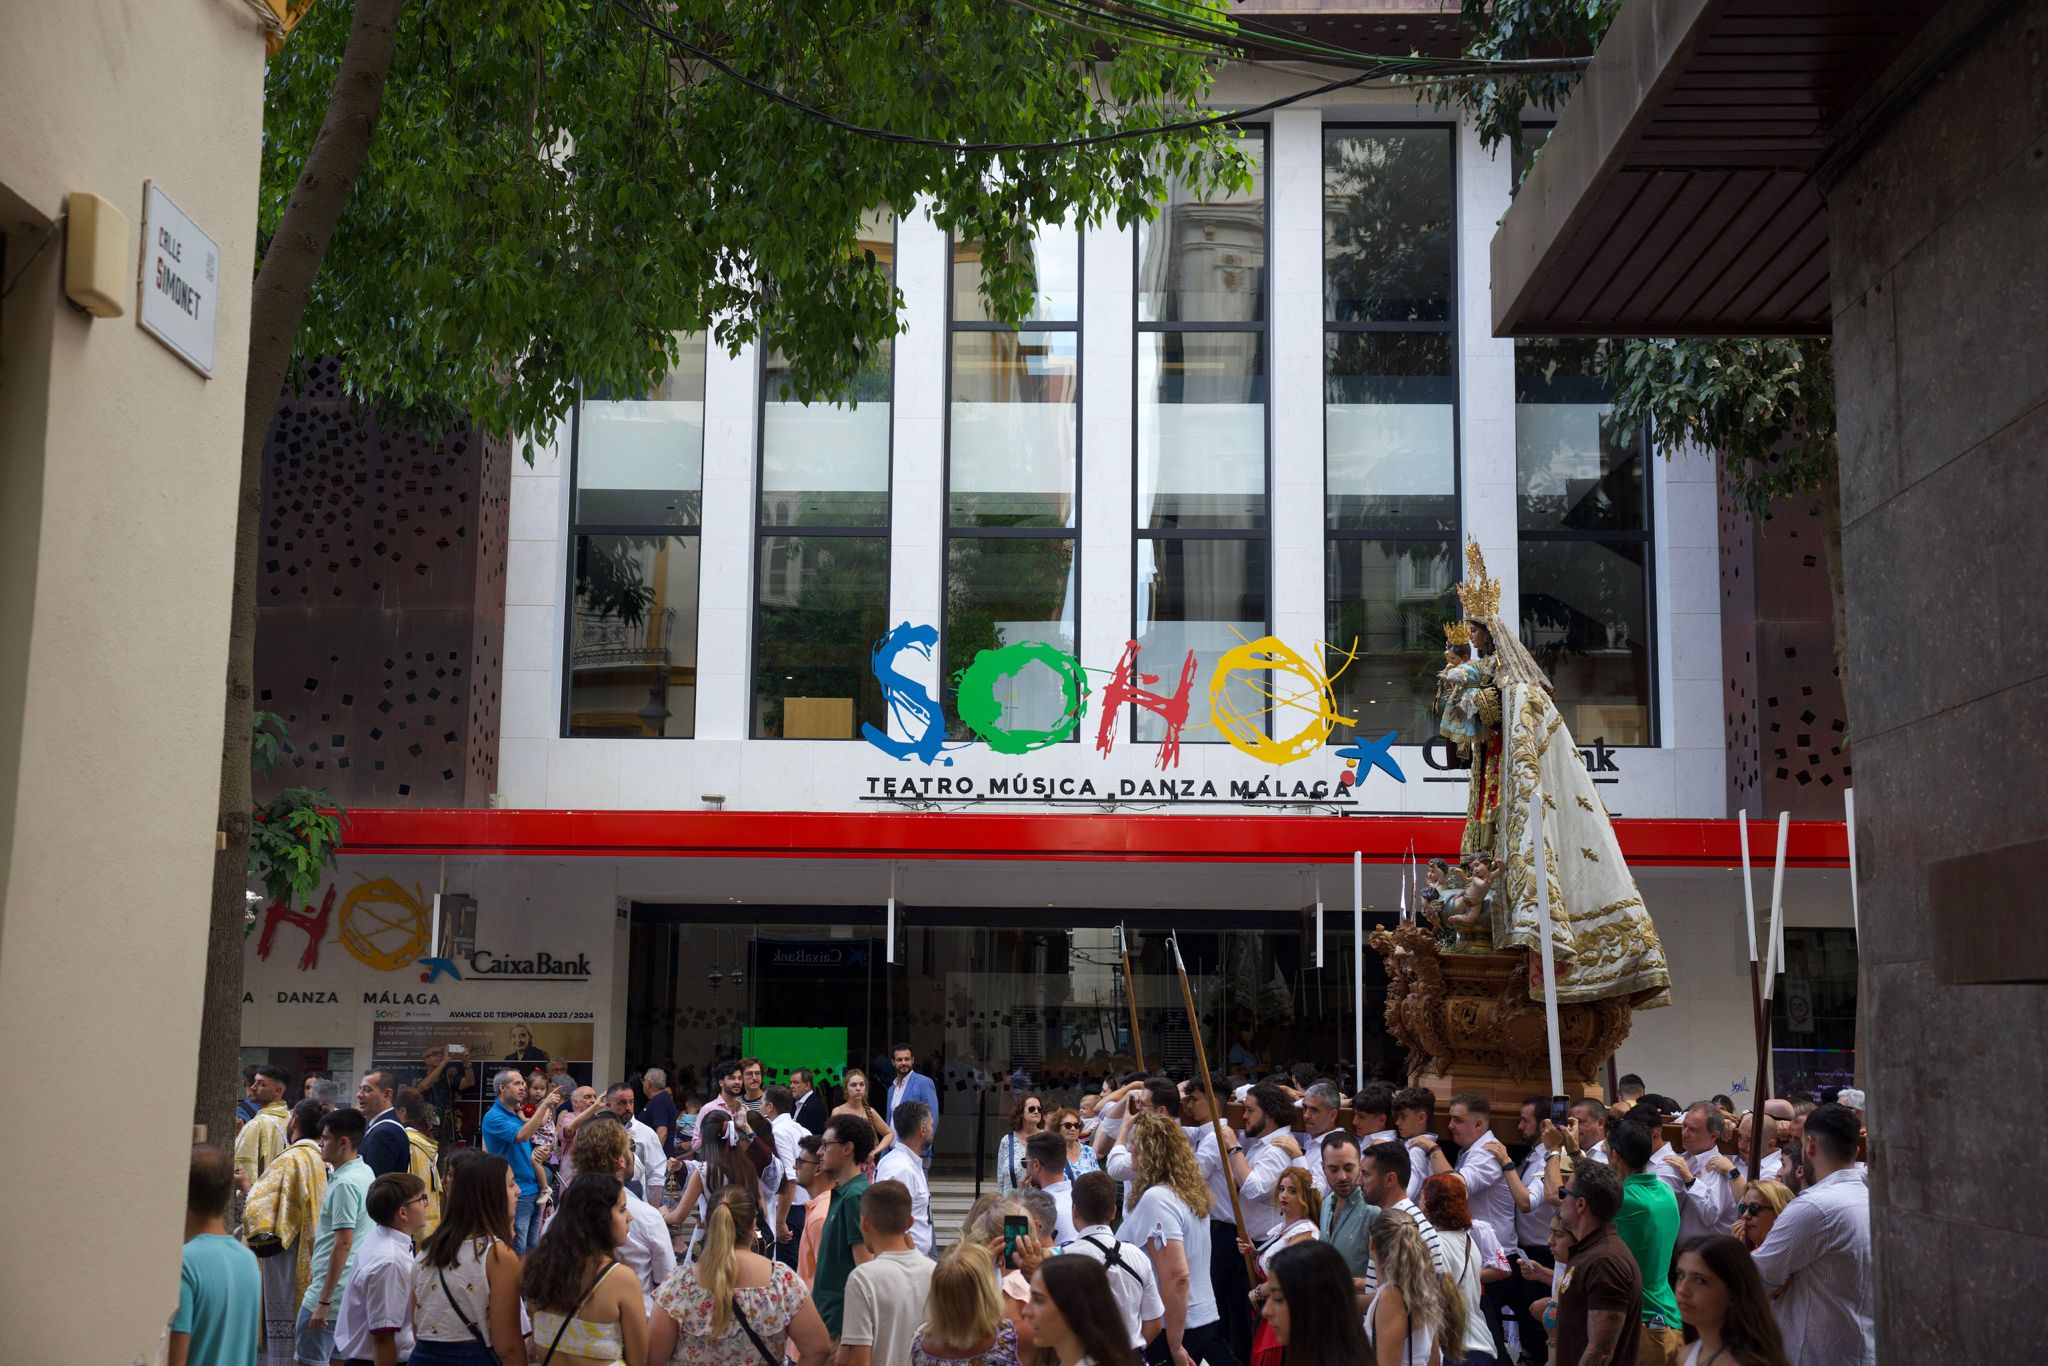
[261,0,1250,444]
[249,712,344,914]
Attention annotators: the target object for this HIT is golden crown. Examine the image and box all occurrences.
[1444,620,1472,646]
[1457,538,1501,621]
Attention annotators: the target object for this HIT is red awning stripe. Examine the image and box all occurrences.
[332,808,1849,868]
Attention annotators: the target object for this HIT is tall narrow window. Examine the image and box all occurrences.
[1515,338,1655,744]
[944,223,1082,740]
[755,210,896,739]
[1322,126,1459,743]
[566,333,707,737]
[1135,128,1269,743]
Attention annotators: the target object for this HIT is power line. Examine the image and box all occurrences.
[609,0,1586,158]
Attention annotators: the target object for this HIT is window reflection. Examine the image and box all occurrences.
[1137,133,1266,324]
[1325,332,1456,533]
[953,223,1081,323]
[944,538,1079,742]
[568,535,699,737]
[1138,332,1267,530]
[1324,130,1454,323]
[575,333,707,526]
[754,535,890,739]
[1515,339,1644,532]
[1135,539,1269,743]
[1518,538,1651,745]
[948,331,1079,527]
[1324,538,1458,745]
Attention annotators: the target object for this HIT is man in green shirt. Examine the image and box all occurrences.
[812,1111,877,1338]
[1314,1132,1378,1282]
[299,1107,373,1365]
[1607,1117,1682,1363]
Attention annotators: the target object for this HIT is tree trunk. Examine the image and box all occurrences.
[195,0,403,1145]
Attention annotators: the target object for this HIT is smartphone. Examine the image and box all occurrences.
[1550,1098,1569,1124]
[1002,1214,1029,1270]
[446,1044,467,1056]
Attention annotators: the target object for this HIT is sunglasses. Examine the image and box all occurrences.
[1737,1202,1768,1216]
[1059,1120,1081,1129]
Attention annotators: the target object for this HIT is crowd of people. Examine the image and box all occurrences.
[179,1054,1869,1366]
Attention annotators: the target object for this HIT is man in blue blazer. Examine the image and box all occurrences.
[883,1043,939,1168]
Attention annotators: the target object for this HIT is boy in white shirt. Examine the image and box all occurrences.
[838,1180,935,1366]
[335,1172,427,1366]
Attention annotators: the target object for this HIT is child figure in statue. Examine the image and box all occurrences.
[1436,640,1483,758]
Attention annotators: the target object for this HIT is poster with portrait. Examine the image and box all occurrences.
[370,1008,596,1145]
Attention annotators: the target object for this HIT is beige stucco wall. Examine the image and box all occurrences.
[0,1,268,1359]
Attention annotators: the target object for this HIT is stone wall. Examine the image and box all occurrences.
[1828,0,2048,1357]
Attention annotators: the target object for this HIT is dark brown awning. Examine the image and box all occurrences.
[1490,0,1946,337]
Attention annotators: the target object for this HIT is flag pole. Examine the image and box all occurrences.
[1170,931,1259,1285]
[1353,851,1365,1092]
[1119,922,1146,1073]
[1531,791,1565,1102]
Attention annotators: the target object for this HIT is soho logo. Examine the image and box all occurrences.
[863,622,1366,773]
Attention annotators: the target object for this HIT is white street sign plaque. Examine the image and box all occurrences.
[137,183,218,377]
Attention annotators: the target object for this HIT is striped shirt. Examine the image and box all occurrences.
[1361,1197,1449,1294]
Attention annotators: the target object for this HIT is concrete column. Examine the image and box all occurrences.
[1269,108,1326,656]
[889,203,948,736]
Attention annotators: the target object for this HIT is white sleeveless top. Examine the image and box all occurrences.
[413,1235,500,1343]
[1364,1284,1438,1366]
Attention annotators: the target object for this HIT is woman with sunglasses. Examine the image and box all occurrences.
[997,1094,1045,1195]
[1050,1108,1101,1183]
[1730,1181,1792,1252]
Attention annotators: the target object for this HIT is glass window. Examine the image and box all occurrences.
[1137,332,1267,530]
[1770,928,1860,1097]
[1134,538,1269,743]
[568,336,708,737]
[1516,339,1645,532]
[1324,129,1454,323]
[943,538,1079,741]
[1322,127,1458,731]
[1324,539,1460,745]
[1137,132,1266,324]
[947,331,1079,528]
[948,221,1083,741]
[575,333,706,526]
[567,536,699,737]
[953,223,1081,323]
[1326,332,1456,533]
[755,213,896,736]
[1515,337,1655,745]
[754,535,891,739]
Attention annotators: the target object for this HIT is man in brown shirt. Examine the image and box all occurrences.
[1552,1161,1643,1366]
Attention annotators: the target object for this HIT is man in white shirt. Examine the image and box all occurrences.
[1507,1097,1557,1366]
[1570,1096,1611,1166]
[1447,1094,1518,1364]
[1752,1104,1873,1365]
[1633,1095,1688,1196]
[764,1085,811,1264]
[1216,1081,1298,1246]
[1021,1128,1077,1245]
[874,1100,935,1256]
[605,1083,668,1202]
[1062,1172,1165,1353]
[1393,1086,1449,1202]
[839,1179,936,1365]
[1177,1079,1252,1362]
[1295,1082,1344,1194]
[1672,1102,1741,1243]
[571,1112,675,1312]
[1358,1138,1448,1292]
[334,1171,428,1366]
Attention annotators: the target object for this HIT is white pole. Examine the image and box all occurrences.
[430,893,443,959]
[886,895,896,964]
[1763,811,1790,998]
[1532,793,1565,1101]
[1315,897,1325,968]
[1844,789,1861,940]
[1353,850,1365,1093]
[1738,810,1758,962]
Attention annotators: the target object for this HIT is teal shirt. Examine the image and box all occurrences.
[173,1234,262,1366]
[1317,1187,1379,1279]
[302,1157,374,1313]
[1614,1171,1681,1329]
[812,1173,870,1337]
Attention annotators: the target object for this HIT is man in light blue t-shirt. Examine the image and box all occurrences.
[298,1107,373,1366]
[173,1145,261,1366]
[482,1067,560,1251]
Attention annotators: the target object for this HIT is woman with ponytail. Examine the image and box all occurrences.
[649,1184,831,1366]
[1364,1208,1463,1366]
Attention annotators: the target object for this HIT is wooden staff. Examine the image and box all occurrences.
[1170,933,1260,1285]
[1119,923,1146,1073]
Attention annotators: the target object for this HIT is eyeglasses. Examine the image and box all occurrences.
[820,1137,847,1149]
[1558,1188,1583,1201]
[408,1194,430,1208]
